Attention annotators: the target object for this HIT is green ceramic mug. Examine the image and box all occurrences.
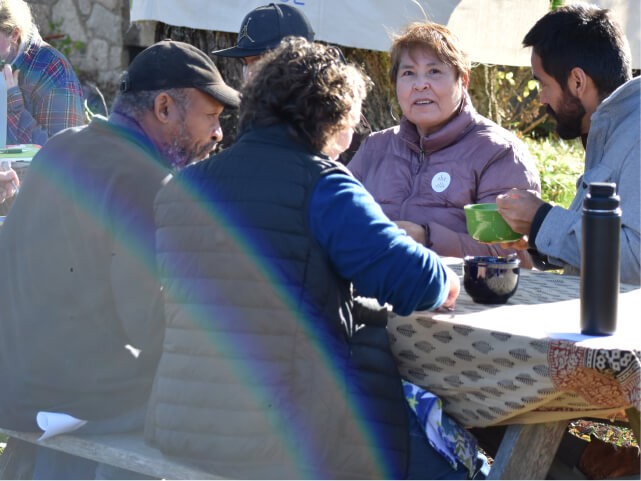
[463,203,522,243]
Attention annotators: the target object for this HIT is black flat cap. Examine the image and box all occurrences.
[120,40,240,108]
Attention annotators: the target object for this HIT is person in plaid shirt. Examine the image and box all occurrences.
[0,0,84,146]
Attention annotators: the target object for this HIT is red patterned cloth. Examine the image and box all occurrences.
[549,340,640,408]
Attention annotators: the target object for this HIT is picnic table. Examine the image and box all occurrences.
[388,257,640,479]
[1,257,638,479]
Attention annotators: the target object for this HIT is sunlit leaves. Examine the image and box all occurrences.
[517,134,584,208]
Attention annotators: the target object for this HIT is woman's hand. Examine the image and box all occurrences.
[499,238,530,250]
[395,220,426,244]
[440,265,460,310]
[478,236,530,250]
[3,64,20,89]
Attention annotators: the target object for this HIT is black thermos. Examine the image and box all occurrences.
[580,182,620,335]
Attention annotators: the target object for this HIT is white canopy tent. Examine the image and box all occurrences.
[130,0,640,68]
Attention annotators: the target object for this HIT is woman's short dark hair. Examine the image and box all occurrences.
[389,22,470,86]
[239,37,369,152]
[523,3,631,99]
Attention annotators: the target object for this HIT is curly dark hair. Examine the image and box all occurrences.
[239,37,369,153]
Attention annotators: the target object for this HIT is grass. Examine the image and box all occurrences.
[519,133,585,209]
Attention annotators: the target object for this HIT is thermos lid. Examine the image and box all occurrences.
[584,182,620,212]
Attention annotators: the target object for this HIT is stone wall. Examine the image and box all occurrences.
[25,0,156,105]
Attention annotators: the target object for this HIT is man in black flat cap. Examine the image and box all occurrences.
[213,2,315,81]
[0,40,239,479]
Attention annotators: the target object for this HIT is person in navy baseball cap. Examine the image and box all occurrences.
[212,3,315,80]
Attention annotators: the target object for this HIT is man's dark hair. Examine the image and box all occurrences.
[523,3,631,99]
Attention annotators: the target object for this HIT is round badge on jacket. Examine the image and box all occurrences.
[432,172,451,192]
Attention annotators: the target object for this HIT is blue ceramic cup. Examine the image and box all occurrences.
[463,256,520,304]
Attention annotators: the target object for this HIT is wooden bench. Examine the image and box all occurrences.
[0,422,568,480]
[2,415,636,479]
[0,427,218,480]
[487,420,568,479]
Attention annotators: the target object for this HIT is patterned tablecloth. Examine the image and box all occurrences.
[388,258,641,428]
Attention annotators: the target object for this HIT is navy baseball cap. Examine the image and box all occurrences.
[212,3,315,58]
[121,40,240,108]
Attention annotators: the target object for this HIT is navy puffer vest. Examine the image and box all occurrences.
[145,125,409,479]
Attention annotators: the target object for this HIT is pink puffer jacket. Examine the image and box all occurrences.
[348,95,540,267]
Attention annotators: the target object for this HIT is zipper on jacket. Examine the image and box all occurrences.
[402,149,426,218]
[413,149,425,175]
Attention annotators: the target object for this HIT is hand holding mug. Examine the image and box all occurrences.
[496,189,543,237]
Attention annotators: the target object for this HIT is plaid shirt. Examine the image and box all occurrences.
[7,33,85,145]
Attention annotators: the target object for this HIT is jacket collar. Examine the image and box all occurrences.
[593,76,639,120]
[98,112,169,169]
[399,92,476,154]
[237,123,324,157]
[585,76,639,171]
[12,32,42,69]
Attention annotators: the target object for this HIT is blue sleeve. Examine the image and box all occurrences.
[309,173,450,315]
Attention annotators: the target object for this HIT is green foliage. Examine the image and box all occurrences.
[569,420,638,448]
[474,65,556,137]
[519,133,584,208]
[550,0,564,10]
[494,67,542,129]
[341,45,399,132]
[47,19,85,60]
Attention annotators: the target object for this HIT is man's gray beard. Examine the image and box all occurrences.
[161,137,191,170]
[161,128,217,170]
